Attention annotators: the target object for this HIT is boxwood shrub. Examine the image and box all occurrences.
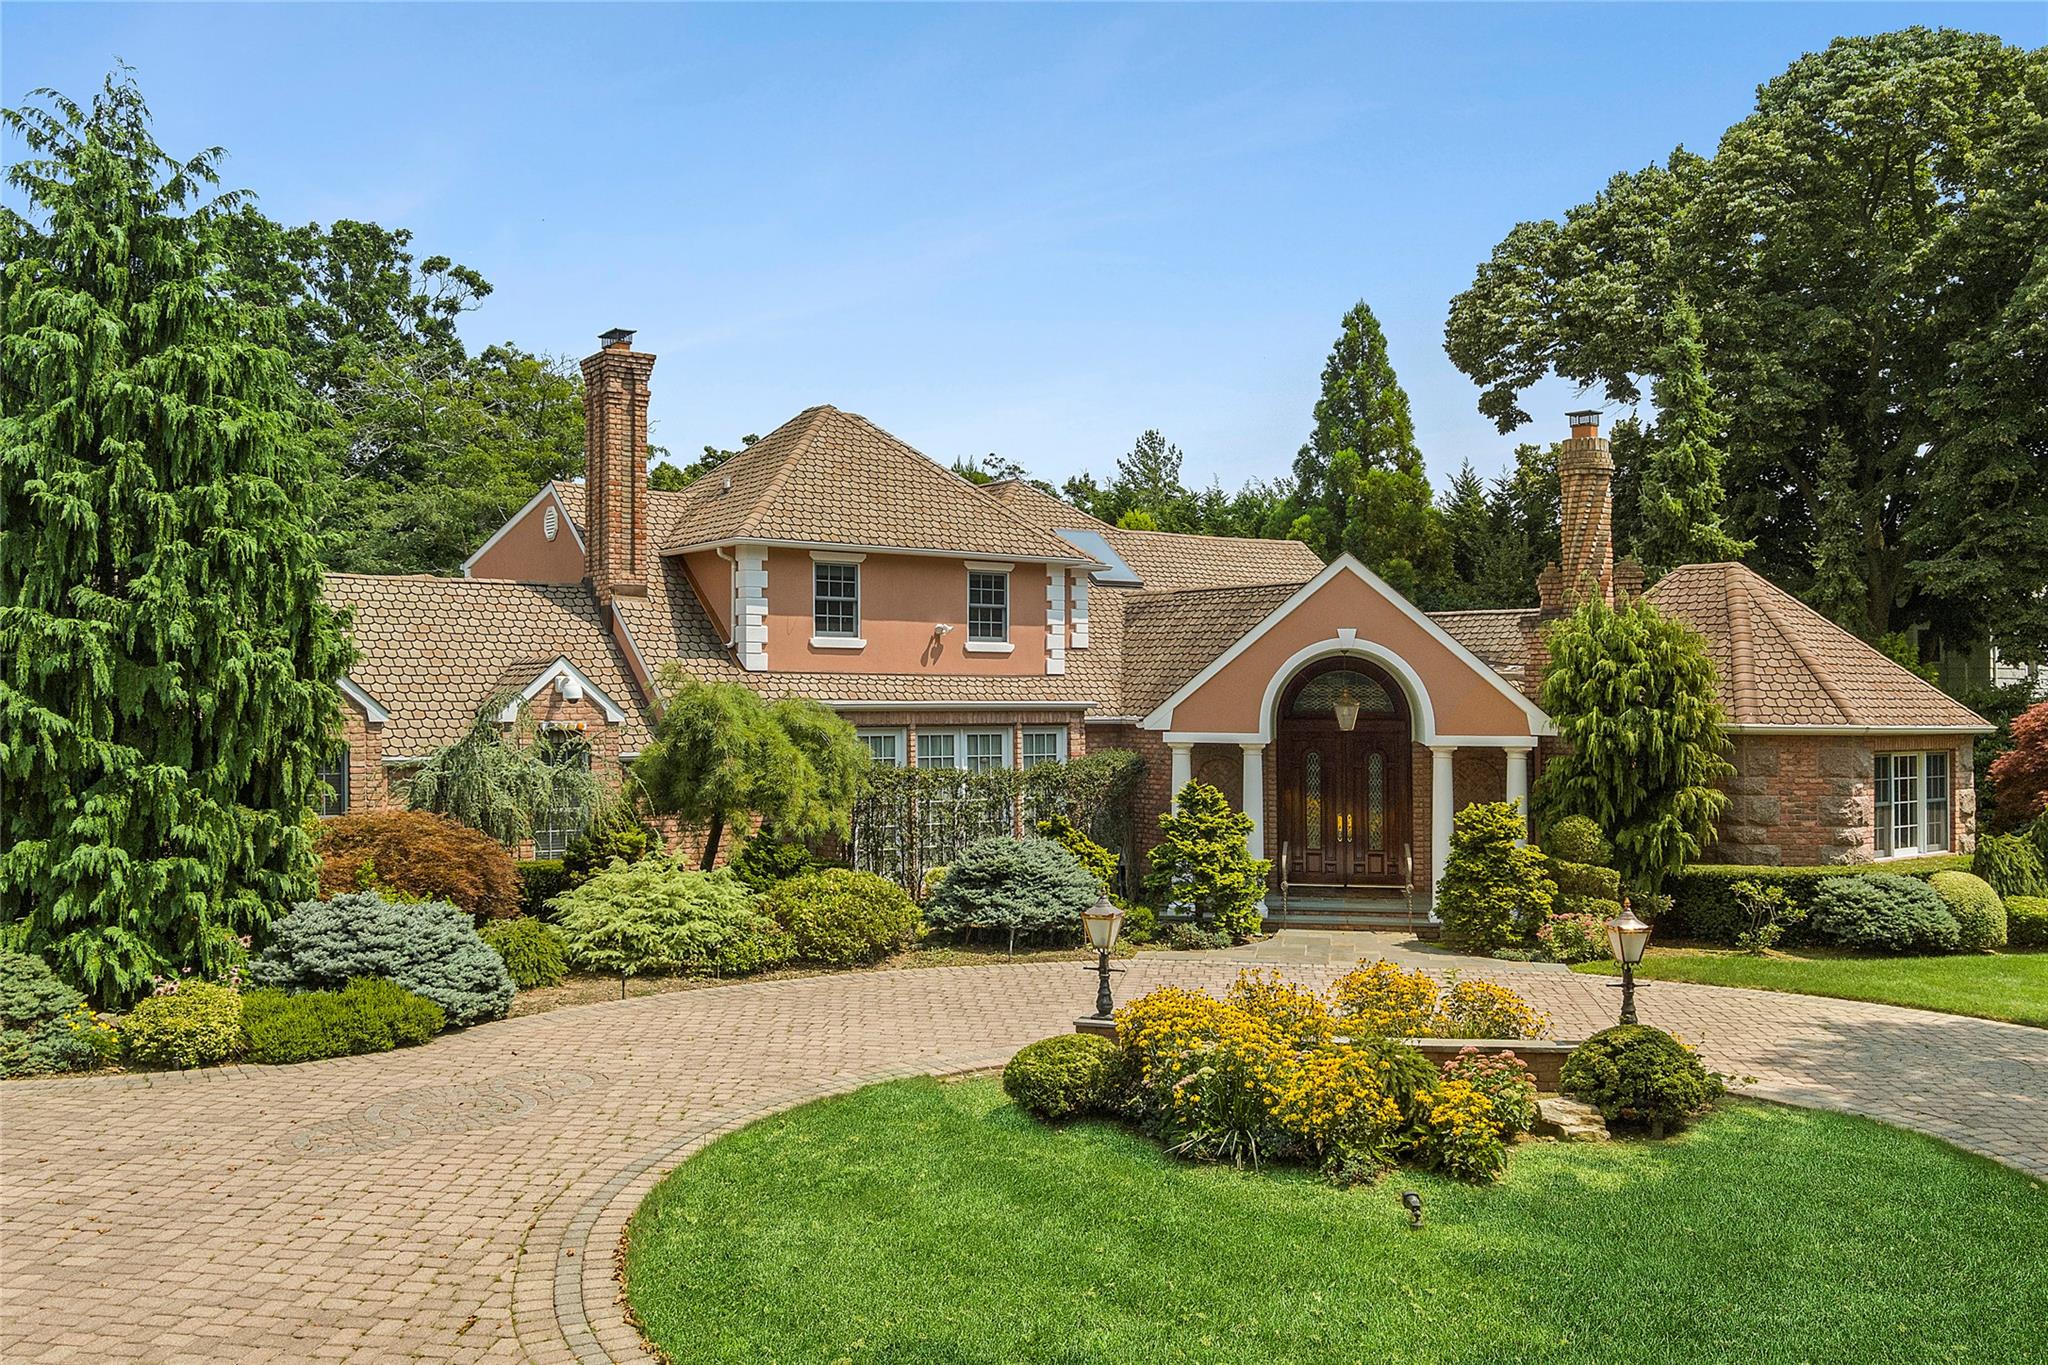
[1658,855,1971,945]
[516,860,581,918]
[241,978,444,1064]
[1561,1024,1721,1136]
[120,983,245,1068]
[1541,815,1610,866]
[2005,896,2048,948]
[1807,874,1960,954]
[479,916,569,989]
[1002,1033,1118,1120]
[923,837,1100,944]
[251,891,516,1025]
[1927,872,2007,952]
[762,869,918,966]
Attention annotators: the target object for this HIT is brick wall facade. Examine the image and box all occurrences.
[1710,732,1976,867]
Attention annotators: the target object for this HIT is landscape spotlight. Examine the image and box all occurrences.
[1401,1191,1423,1229]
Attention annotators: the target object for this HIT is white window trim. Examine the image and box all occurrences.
[963,640,1015,655]
[856,727,907,767]
[812,558,861,642]
[913,727,1013,770]
[811,635,867,650]
[966,567,1011,645]
[1022,726,1068,766]
[809,550,868,564]
[1874,749,1952,859]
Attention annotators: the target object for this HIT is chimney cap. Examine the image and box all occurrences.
[1567,409,1602,430]
[600,327,637,349]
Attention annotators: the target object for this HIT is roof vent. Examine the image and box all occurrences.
[600,327,636,349]
[543,504,559,541]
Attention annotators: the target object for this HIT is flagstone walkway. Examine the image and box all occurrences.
[2,948,2042,1363]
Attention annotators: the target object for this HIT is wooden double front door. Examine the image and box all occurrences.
[1279,729,1409,888]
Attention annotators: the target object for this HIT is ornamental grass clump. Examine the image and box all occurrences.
[1562,1024,1722,1138]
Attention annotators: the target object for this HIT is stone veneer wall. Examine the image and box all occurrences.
[1709,733,1977,866]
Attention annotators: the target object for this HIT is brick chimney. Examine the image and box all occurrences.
[580,328,655,603]
[1540,409,1614,615]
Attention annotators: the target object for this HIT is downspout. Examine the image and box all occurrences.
[714,545,740,657]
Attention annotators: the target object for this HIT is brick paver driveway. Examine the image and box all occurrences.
[3,954,2043,1363]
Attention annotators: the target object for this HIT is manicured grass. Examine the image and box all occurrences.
[1573,947,2048,1028]
[624,1078,2046,1364]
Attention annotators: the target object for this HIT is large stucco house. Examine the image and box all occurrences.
[321,330,1992,926]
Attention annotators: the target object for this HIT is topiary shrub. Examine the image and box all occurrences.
[925,837,1101,946]
[550,861,791,989]
[762,869,918,966]
[0,950,117,1077]
[1551,861,1622,902]
[119,983,245,1068]
[1542,815,1611,866]
[478,917,569,989]
[240,978,445,1065]
[1036,815,1117,889]
[517,859,580,917]
[1145,782,1270,940]
[1561,1024,1722,1137]
[1002,1033,1118,1120]
[2004,895,2048,948]
[1971,833,2046,900]
[1927,872,2008,952]
[1808,874,1961,954]
[250,891,516,1025]
[317,810,522,920]
[1437,802,1555,953]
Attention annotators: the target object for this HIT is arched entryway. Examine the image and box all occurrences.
[1275,658,1412,890]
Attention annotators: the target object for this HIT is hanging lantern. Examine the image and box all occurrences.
[1333,683,1361,732]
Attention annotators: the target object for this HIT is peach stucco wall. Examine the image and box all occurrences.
[466,491,585,583]
[681,549,732,637]
[762,549,1051,674]
[1165,570,1537,738]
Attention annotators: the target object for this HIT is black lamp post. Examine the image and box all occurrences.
[1605,898,1653,1025]
[1080,893,1125,1020]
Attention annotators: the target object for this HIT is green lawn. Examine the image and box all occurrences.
[1573,947,2048,1028]
[624,1078,2046,1365]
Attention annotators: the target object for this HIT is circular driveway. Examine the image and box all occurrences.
[3,955,2043,1363]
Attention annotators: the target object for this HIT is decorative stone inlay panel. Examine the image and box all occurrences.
[281,1067,606,1158]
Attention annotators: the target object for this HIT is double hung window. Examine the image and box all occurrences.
[1875,751,1950,857]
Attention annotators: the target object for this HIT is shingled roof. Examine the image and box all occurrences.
[1120,581,1308,716]
[1646,563,1990,731]
[983,479,1326,591]
[647,406,1085,562]
[325,573,653,756]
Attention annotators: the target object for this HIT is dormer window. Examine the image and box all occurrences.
[967,567,1010,645]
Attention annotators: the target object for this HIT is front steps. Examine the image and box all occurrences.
[1264,891,1439,938]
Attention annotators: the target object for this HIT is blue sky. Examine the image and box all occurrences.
[7,3,2043,493]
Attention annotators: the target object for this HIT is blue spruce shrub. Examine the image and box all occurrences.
[923,837,1100,943]
[1808,874,1960,954]
[251,891,515,1025]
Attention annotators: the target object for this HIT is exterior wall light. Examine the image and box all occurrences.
[1605,898,1653,1025]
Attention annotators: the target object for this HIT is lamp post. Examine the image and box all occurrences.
[1605,898,1653,1025]
[1080,893,1125,1022]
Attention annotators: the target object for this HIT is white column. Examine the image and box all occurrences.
[1506,746,1532,843]
[1430,745,1456,920]
[1241,743,1267,909]
[1168,742,1193,810]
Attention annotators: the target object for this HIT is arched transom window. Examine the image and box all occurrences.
[1287,669,1395,719]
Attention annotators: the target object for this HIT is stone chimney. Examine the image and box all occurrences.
[580,328,655,604]
[1540,409,1614,615]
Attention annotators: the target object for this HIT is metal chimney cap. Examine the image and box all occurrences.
[1566,409,1602,428]
[600,327,637,348]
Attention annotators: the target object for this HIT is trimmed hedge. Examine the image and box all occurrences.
[1808,875,1960,954]
[2006,896,2048,948]
[1927,872,2007,952]
[1542,815,1610,866]
[1658,855,1972,945]
[762,870,918,966]
[241,979,445,1064]
[1552,861,1622,902]
[517,860,581,917]
[1002,1033,1117,1120]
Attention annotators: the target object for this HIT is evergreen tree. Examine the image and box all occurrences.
[404,700,604,846]
[1534,597,1734,891]
[1145,782,1270,940]
[1635,297,1749,572]
[0,75,353,1002]
[1441,461,1493,591]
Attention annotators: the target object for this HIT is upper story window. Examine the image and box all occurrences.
[1875,750,1950,857]
[813,561,860,639]
[967,570,1009,643]
[315,746,349,817]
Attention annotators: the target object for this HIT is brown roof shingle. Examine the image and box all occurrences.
[1119,581,1307,716]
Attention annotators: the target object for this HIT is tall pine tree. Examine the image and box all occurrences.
[1635,296,1749,572]
[0,75,353,1002]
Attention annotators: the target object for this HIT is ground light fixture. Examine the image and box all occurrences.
[1401,1191,1423,1229]
[1605,898,1653,1025]
[1080,893,1125,1021]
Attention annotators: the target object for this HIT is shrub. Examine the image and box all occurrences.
[1551,859,1622,902]
[1437,802,1555,953]
[924,837,1100,945]
[1145,782,1270,940]
[0,951,117,1077]
[1927,872,2008,952]
[1536,910,1610,964]
[1164,923,1230,951]
[1414,1079,1508,1181]
[479,917,569,989]
[1562,1024,1722,1137]
[250,891,516,1025]
[1727,877,1798,955]
[1971,834,2046,900]
[1117,898,1158,944]
[551,861,791,985]
[562,797,657,878]
[1269,1040,1410,1173]
[120,982,244,1068]
[1542,815,1611,866]
[1987,700,2048,825]
[727,832,820,892]
[2031,810,2048,867]
[1003,1034,1117,1120]
[240,978,444,1065]
[1442,1047,1538,1136]
[1808,875,1961,954]
[2004,895,2048,948]
[1660,857,1970,944]
[763,869,918,966]
[317,811,521,919]
[1036,815,1117,889]
[1329,961,1548,1040]
[516,860,580,917]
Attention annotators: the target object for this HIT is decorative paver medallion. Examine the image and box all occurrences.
[281,1068,607,1158]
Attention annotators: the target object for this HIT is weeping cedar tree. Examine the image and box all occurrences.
[0,75,353,1003]
[1534,597,1734,892]
[634,676,868,868]
[404,695,604,846]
